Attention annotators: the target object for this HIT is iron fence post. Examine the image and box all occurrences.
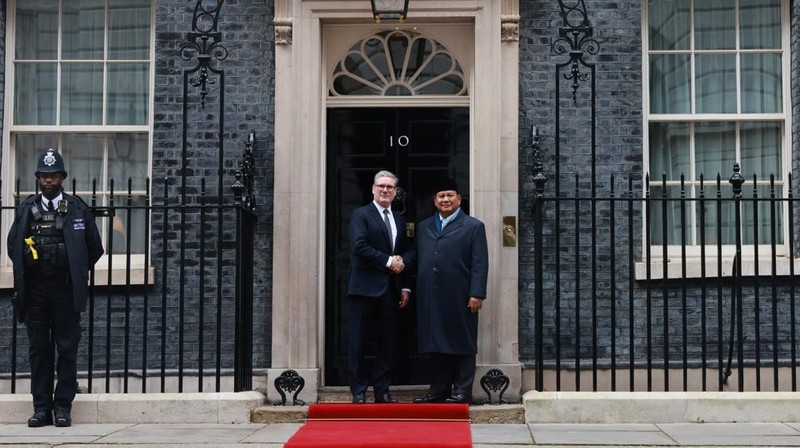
[531,128,547,391]
[729,162,745,391]
[232,133,256,392]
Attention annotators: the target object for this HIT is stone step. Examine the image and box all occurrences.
[252,385,524,424]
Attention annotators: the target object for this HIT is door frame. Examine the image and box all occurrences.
[268,0,521,403]
[324,106,472,386]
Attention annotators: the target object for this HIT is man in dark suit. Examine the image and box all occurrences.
[346,170,412,404]
[7,149,104,427]
[411,178,488,404]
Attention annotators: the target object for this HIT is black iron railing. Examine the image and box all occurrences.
[530,162,800,392]
[0,133,257,394]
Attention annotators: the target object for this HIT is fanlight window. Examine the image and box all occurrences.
[330,30,467,96]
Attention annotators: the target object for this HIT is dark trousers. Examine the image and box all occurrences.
[426,353,477,399]
[25,291,81,413]
[347,291,397,396]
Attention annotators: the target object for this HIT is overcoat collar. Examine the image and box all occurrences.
[426,210,465,239]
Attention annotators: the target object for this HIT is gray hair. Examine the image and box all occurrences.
[373,170,398,186]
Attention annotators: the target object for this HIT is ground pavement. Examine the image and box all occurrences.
[3,421,800,447]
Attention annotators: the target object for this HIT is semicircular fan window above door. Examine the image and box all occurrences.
[329,30,467,96]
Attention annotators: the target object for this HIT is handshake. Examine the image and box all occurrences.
[389,255,405,274]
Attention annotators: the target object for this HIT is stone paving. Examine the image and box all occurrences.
[2,421,800,447]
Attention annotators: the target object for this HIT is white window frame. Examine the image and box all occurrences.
[0,0,156,288]
[641,0,793,277]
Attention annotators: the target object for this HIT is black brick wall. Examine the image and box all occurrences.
[519,0,644,364]
[151,0,274,371]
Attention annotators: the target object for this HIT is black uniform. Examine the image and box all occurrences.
[7,193,103,417]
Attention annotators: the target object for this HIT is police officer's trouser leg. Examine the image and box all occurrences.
[52,308,81,411]
[26,326,55,412]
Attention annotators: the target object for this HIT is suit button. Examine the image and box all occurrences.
[433,268,439,272]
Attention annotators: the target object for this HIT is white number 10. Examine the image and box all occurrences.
[389,135,409,147]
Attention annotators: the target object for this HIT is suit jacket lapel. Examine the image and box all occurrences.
[370,205,392,247]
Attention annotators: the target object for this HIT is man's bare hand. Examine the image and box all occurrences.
[389,255,405,274]
[468,297,483,313]
[399,290,410,309]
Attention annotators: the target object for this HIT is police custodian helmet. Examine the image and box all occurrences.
[35,148,67,178]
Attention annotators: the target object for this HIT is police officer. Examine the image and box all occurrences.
[7,149,103,428]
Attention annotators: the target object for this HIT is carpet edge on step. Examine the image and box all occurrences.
[307,403,470,420]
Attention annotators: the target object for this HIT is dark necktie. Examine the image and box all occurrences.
[383,209,393,248]
[46,200,54,212]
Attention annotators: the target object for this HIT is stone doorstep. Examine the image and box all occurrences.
[255,385,525,424]
[251,404,525,424]
[0,391,265,424]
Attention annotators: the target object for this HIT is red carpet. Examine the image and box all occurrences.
[285,403,472,447]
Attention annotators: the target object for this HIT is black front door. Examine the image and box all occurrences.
[325,107,470,386]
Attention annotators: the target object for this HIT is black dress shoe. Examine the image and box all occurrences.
[375,392,398,403]
[352,393,366,404]
[445,393,469,404]
[54,409,72,427]
[413,394,446,404]
[27,411,53,428]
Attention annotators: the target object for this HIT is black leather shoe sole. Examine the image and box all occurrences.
[375,394,398,404]
[444,394,469,404]
[413,395,446,404]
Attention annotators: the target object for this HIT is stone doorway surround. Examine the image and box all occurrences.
[267,0,521,404]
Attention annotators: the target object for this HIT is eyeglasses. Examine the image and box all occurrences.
[374,184,396,191]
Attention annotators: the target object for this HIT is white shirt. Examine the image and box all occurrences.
[42,193,63,212]
[373,201,397,267]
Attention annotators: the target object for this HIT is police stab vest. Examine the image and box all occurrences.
[24,200,69,272]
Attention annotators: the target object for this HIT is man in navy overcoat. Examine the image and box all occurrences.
[411,178,488,404]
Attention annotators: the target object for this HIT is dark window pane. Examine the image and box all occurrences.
[63,0,104,60]
[61,63,103,125]
[648,0,690,50]
[107,63,150,125]
[14,63,57,125]
[16,0,58,60]
[109,0,152,60]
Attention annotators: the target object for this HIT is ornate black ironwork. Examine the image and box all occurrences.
[180,0,229,108]
[532,127,547,196]
[232,132,257,212]
[729,162,745,197]
[273,370,306,406]
[552,0,599,103]
[479,368,511,405]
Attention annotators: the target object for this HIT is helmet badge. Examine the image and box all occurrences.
[43,149,57,167]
